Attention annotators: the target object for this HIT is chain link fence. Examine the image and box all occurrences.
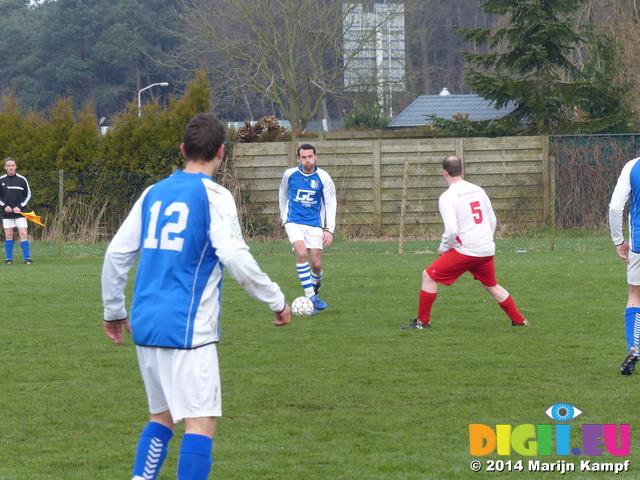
[14,134,640,259]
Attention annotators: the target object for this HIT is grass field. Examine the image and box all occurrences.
[0,248,637,479]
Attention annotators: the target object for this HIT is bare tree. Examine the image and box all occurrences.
[580,0,640,129]
[173,0,408,133]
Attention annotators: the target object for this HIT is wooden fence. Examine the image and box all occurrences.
[233,135,549,238]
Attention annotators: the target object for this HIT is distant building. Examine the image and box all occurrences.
[388,88,517,128]
[343,2,405,93]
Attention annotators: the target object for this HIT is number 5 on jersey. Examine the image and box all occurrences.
[470,201,483,224]
[143,201,189,251]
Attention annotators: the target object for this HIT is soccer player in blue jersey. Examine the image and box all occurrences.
[279,144,337,313]
[610,156,640,375]
[101,113,291,480]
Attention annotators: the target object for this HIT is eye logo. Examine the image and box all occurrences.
[545,403,583,422]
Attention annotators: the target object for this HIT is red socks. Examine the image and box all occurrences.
[499,295,526,324]
[418,290,437,324]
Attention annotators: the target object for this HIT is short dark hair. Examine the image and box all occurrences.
[443,155,463,177]
[297,144,316,156]
[4,157,15,165]
[182,113,226,162]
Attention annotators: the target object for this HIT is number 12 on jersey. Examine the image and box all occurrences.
[143,201,189,252]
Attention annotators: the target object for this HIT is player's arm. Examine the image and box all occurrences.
[323,175,337,246]
[103,318,132,346]
[485,195,497,235]
[20,176,32,209]
[278,170,291,224]
[208,186,289,324]
[101,189,148,340]
[609,163,633,248]
[437,197,458,254]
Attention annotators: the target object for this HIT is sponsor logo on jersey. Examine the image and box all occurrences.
[295,189,316,206]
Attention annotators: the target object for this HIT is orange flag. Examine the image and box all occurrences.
[20,211,46,227]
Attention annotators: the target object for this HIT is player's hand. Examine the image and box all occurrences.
[273,304,291,326]
[616,241,630,264]
[322,231,333,247]
[104,318,131,345]
[4,206,11,213]
[12,207,20,214]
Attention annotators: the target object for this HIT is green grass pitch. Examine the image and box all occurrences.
[0,249,637,479]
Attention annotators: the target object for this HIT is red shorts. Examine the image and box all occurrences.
[425,249,497,287]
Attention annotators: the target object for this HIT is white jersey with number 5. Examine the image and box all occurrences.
[102,170,285,349]
[438,179,496,257]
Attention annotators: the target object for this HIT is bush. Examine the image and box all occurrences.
[342,102,390,130]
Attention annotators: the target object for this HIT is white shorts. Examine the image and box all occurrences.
[285,223,323,250]
[136,344,222,423]
[3,217,27,229]
[629,251,640,285]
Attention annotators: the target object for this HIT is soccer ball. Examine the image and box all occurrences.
[291,296,315,317]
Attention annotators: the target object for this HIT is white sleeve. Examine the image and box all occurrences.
[101,189,148,321]
[486,194,497,235]
[208,184,286,312]
[438,192,458,252]
[609,163,632,245]
[321,173,337,233]
[279,170,291,224]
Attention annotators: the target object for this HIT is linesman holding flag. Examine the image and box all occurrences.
[0,157,33,264]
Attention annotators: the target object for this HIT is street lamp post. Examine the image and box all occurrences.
[138,82,169,117]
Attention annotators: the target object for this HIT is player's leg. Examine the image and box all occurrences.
[482,284,528,325]
[17,221,31,263]
[309,248,323,295]
[472,257,528,326]
[3,219,14,263]
[133,347,176,480]
[308,247,327,310]
[417,268,438,325]
[174,345,220,479]
[132,411,175,480]
[402,250,464,329]
[621,254,640,375]
[178,417,216,480]
[292,240,316,298]
[285,224,316,298]
[298,226,327,310]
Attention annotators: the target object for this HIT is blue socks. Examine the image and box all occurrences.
[177,434,213,480]
[131,424,213,480]
[21,241,30,260]
[132,422,173,480]
[297,262,315,297]
[5,240,13,260]
[625,307,640,351]
[3,241,30,261]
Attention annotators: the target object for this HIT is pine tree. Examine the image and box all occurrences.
[456,0,632,134]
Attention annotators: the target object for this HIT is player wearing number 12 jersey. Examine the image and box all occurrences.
[101,113,291,480]
[402,155,529,330]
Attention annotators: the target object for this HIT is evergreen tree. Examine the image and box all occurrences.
[455,0,632,135]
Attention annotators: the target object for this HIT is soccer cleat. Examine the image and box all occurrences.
[4,258,11,264]
[511,319,531,326]
[24,258,33,265]
[620,346,640,376]
[309,294,327,310]
[401,318,432,330]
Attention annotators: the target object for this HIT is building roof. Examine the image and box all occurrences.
[388,91,516,128]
